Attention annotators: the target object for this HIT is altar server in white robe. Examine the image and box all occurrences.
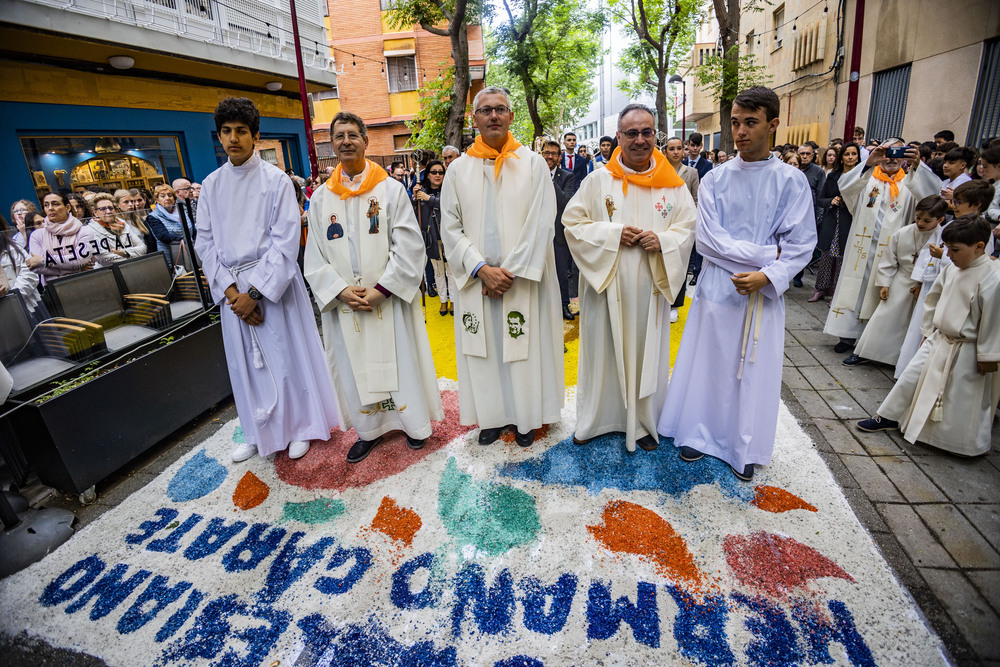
[823,142,941,353]
[859,216,1000,457]
[304,112,442,463]
[195,98,340,462]
[561,103,695,453]
[440,86,563,447]
[658,87,816,481]
[851,196,948,367]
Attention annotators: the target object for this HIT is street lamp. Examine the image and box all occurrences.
[668,74,686,142]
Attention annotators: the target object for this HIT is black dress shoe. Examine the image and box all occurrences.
[833,340,855,354]
[426,286,438,298]
[347,436,383,463]
[679,446,704,462]
[405,434,427,449]
[793,278,804,288]
[572,434,592,445]
[562,305,575,320]
[478,427,503,445]
[689,276,698,286]
[842,354,869,367]
[515,429,535,447]
[637,435,658,451]
[731,463,754,481]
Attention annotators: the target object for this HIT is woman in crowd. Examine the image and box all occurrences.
[145,184,186,262]
[821,146,838,175]
[9,200,38,248]
[130,187,153,220]
[88,193,146,266]
[811,142,861,302]
[116,189,155,256]
[0,214,43,319]
[67,193,92,222]
[782,151,801,168]
[412,159,454,315]
[26,192,96,285]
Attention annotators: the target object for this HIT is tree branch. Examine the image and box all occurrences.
[420,22,450,37]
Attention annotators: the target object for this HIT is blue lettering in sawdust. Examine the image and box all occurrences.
[519,574,577,635]
[258,532,336,604]
[667,585,734,666]
[297,613,458,666]
[184,517,248,561]
[124,508,178,545]
[391,552,440,610]
[221,523,287,572]
[313,544,372,596]
[586,579,660,648]
[155,588,204,643]
[64,564,152,620]
[117,575,192,634]
[733,592,805,667]
[39,554,106,607]
[451,563,516,636]
[147,514,203,553]
[791,599,876,667]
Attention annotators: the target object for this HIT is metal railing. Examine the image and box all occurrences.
[19,0,334,72]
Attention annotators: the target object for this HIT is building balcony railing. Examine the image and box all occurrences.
[17,0,335,72]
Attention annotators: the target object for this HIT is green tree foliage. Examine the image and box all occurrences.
[484,53,535,144]
[384,0,479,149]
[406,64,464,151]
[489,0,605,141]
[694,47,772,103]
[610,0,700,134]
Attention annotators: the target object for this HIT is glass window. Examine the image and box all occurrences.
[968,38,1000,150]
[867,65,911,142]
[773,6,785,50]
[387,56,418,93]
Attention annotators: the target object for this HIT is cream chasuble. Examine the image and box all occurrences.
[305,168,442,440]
[824,160,941,338]
[440,146,564,431]
[562,158,695,451]
[879,256,1000,456]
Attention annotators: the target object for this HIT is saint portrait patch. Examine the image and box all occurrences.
[506,311,525,339]
[367,197,381,234]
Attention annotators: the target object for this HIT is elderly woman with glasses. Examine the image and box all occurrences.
[8,199,38,248]
[87,193,146,266]
[412,159,454,315]
[146,184,194,263]
[26,192,97,285]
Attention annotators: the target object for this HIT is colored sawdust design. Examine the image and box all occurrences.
[498,424,550,445]
[587,500,707,589]
[273,390,474,492]
[296,614,457,666]
[724,531,854,599]
[751,485,818,513]
[166,450,228,502]
[438,457,541,556]
[368,496,422,546]
[282,498,346,525]
[232,425,245,443]
[232,471,269,510]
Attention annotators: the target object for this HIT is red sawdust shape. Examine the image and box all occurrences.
[369,496,422,546]
[751,485,818,513]
[499,423,550,445]
[233,471,269,510]
[273,390,475,492]
[723,531,854,599]
[587,500,706,588]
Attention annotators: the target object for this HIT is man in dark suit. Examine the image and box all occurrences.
[683,132,712,284]
[543,139,579,320]
[561,132,590,193]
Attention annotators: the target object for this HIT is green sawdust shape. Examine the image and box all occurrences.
[233,425,245,443]
[438,457,541,556]
[282,498,347,525]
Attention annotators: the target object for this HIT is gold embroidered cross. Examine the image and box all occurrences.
[831,307,845,318]
[876,236,889,259]
[852,226,872,271]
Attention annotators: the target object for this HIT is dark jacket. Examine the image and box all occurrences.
[413,187,443,260]
[801,161,826,223]
[552,167,578,245]
[684,155,713,179]
[817,169,853,255]
[562,153,589,193]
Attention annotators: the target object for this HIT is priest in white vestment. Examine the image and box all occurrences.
[823,142,941,352]
[562,103,695,452]
[440,86,564,447]
[195,97,340,462]
[658,87,816,481]
[304,112,442,463]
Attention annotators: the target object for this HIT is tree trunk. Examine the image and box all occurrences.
[655,68,668,136]
[717,0,740,154]
[523,78,545,140]
[445,5,470,149]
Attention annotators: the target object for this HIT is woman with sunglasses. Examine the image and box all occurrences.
[412,159,454,315]
[87,193,146,266]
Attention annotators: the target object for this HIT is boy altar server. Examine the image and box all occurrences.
[305,112,442,463]
[847,196,949,367]
[824,142,941,353]
[858,216,1000,457]
[440,86,564,447]
[195,98,340,462]
[658,87,816,481]
[561,103,695,452]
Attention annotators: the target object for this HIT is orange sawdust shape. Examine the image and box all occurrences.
[587,500,706,588]
[369,496,422,546]
[233,471,270,510]
[499,424,550,445]
[751,485,818,513]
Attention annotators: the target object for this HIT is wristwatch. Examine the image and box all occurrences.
[248,286,263,301]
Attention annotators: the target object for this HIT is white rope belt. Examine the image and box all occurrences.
[737,291,764,380]
[228,259,277,425]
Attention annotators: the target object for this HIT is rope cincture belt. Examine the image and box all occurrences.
[228,259,278,426]
[737,291,764,380]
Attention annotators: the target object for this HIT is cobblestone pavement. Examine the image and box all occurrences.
[4,272,999,666]
[782,273,1000,667]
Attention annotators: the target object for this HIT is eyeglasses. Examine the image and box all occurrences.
[540,151,559,157]
[13,209,28,215]
[621,129,655,139]
[96,206,116,212]
[428,170,445,175]
[474,106,510,117]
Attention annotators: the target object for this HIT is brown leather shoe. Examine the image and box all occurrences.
[637,435,659,451]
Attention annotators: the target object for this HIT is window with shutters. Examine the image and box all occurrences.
[259,148,278,165]
[866,65,911,142]
[968,39,1000,149]
[386,55,418,93]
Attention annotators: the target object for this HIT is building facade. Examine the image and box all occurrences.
[313,0,486,160]
[2,0,337,206]
[679,0,1000,151]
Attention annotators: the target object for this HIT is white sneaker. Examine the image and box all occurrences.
[670,308,679,323]
[231,441,257,463]
[288,440,310,459]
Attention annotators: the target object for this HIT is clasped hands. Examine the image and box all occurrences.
[337,285,386,311]
[731,247,778,295]
[621,226,661,253]
[225,286,263,326]
[479,265,514,299]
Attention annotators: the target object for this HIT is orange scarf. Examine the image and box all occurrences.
[604,147,685,195]
[466,132,523,180]
[326,160,389,199]
[872,165,904,203]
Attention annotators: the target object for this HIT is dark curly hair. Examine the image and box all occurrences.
[214,97,260,135]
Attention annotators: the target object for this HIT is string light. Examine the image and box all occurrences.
[265,22,272,39]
